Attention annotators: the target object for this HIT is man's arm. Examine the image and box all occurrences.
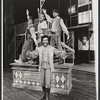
[42,9,53,23]
[60,19,69,40]
[26,9,30,20]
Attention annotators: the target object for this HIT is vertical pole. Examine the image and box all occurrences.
[72,32,74,64]
[63,32,65,64]
[14,26,16,59]
[88,0,90,63]
[70,0,73,64]
[40,0,42,14]
[58,0,60,15]
[4,0,7,68]
[70,0,71,28]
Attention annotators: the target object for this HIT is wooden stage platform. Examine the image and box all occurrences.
[3,63,96,100]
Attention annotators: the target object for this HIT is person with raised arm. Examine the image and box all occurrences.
[26,35,68,100]
[42,9,69,51]
[14,9,37,63]
[38,13,48,46]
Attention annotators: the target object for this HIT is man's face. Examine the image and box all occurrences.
[53,12,59,18]
[28,19,33,25]
[42,37,49,47]
[27,34,31,40]
[39,14,45,21]
[82,37,87,44]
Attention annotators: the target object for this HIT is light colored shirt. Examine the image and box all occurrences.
[41,46,50,68]
[78,40,89,50]
[29,45,67,71]
[44,14,69,35]
[38,21,48,34]
[82,43,89,50]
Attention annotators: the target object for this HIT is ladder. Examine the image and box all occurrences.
[8,35,23,63]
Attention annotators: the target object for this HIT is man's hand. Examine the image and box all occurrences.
[66,31,69,40]
[26,9,29,15]
[42,9,47,14]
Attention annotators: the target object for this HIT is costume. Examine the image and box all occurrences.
[44,14,69,51]
[20,38,34,62]
[27,45,66,100]
[14,25,36,63]
[26,24,38,46]
[38,20,48,46]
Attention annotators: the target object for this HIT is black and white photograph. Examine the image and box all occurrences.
[3,0,98,100]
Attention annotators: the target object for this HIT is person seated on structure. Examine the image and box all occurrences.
[25,35,68,100]
[14,32,36,64]
[38,13,48,46]
[14,9,38,64]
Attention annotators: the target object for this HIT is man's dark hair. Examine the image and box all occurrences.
[41,35,49,42]
[52,9,59,14]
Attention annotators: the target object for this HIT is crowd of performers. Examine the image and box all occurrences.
[14,9,69,64]
[14,9,70,100]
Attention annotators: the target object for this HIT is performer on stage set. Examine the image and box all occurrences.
[26,9,38,47]
[26,35,67,100]
[78,36,89,50]
[14,9,37,64]
[42,9,69,51]
[38,13,48,46]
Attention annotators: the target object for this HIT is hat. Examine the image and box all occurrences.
[52,9,59,14]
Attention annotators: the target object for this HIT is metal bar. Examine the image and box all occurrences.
[88,0,91,63]
[63,33,65,64]
[58,0,60,15]
[71,15,78,18]
[67,24,89,29]
[40,0,41,13]
[4,0,7,67]
[72,32,74,64]
[14,26,16,59]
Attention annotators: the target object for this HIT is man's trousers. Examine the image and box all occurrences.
[40,68,52,88]
[50,33,63,51]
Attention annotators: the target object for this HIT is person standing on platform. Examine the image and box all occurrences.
[38,13,48,46]
[14,9,37,63]
[26,35,67,100]
[42,9,69,51]
[26,9,38,47]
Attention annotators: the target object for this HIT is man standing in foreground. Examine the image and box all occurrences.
[26,35,67,100]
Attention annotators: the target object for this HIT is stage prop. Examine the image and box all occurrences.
[10,63,73,94]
